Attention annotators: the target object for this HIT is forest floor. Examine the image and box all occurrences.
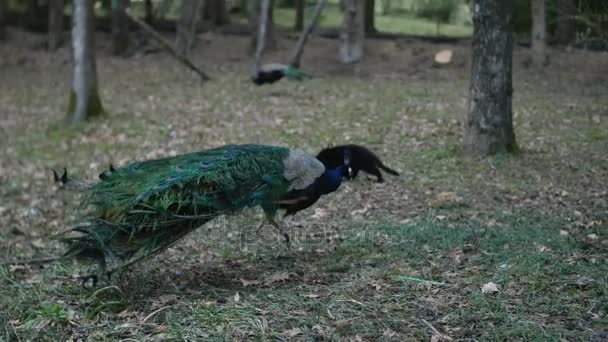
[1,28,608,341]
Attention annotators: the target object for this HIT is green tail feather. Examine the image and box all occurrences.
[284,66,313,81]
[62,144,299,272]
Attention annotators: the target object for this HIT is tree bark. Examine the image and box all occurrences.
[204,0,230,26]
[295,0,304,31]
[176,0,201,56]
[250,0,276,54]
[289,0,326,68]
[339,0,364,63]
[67,0,104,125]
[144,0,154,24]
[364,0,376,33]
[112,0,129,56]
[463,0,517,156]
[555,0,575,44]
[253,0,271,74]
[530,0,546,67]
[48,0,64,50]
[0,0,7,39]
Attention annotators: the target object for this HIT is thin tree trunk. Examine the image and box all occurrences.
[176,0,199,56]
[48,0,64,50]
[464,0,517,156]
[380,0,390,15]
[126,9,210,81]
[289,0,325,68]
[204,0,229,26]
[144,0,154,24]
[112,0,129,55]
[555,0,575,44]
[67,0,104,124]
[252,0,271,75]
[364,0,376,33]
[250,0,276,54]
[0,0,7,39]
[530,0,546,67]
[339,0,364,63]
[295,0,304,31]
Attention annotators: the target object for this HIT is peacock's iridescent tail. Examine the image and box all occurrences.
[61,144,324,273]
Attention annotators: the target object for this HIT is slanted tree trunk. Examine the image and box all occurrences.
[463,0,517,155]
[364,0,376,33]
[294,0,304,31]
[48,0,64,50]
[555,0,575,44]
[67,0,105,124]
[112,0,129,55]
[530,0,546,67]
[0,0,6,39]
[204,0,230,26]
[250,0,276,54]
[339,0,364,63]
[176,0,202,56]
[289,0,326,67]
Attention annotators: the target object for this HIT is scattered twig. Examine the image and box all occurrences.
[0,256,61,266]
[395,275,448,286]
[421,318,453,341]
[142,305,172,323]
[125,9,211,81]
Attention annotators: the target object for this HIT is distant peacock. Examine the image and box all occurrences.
[252,63,313,85]
[57,144,350,280]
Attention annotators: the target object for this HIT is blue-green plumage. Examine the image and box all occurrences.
[60,144,325,276]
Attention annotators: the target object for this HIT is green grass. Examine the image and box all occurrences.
[273,5,472,37]
[1,212,606,340]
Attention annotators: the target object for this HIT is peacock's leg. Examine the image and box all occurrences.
[263,210,290,248]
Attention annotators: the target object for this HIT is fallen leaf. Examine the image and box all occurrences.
[383,327,397,338]
[575,275,594,287]
[233,292,240,302]
[282,327,302,338]
[560,230,569,236]
[264,271,294,286]
[240,278,261,287]
[481,282,499,294]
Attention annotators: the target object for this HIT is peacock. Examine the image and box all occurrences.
[56,144,350,281]
[251,63,313,85]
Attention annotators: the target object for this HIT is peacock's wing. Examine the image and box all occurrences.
[63,144,324,269]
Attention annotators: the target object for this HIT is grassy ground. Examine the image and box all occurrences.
[0,29,607,340]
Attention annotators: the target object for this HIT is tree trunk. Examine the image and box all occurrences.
[295,0,304,31]
[112,0,129,55]
[289,0,326,67]
[67,0,104,125]
[339,0,364,63]
[144,0,154,24]
[204,0,230,26]
[250,0,276,54]
[380,0,390,15]
[176,0,201,56]
[530,0,546,67]
[555,0,575,44]
[364,0,376,33]
[0,0,6,39]
[48,0,64,50]
[463,0,517,156]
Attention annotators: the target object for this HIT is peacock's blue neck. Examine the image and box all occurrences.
[318,165,347,195]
